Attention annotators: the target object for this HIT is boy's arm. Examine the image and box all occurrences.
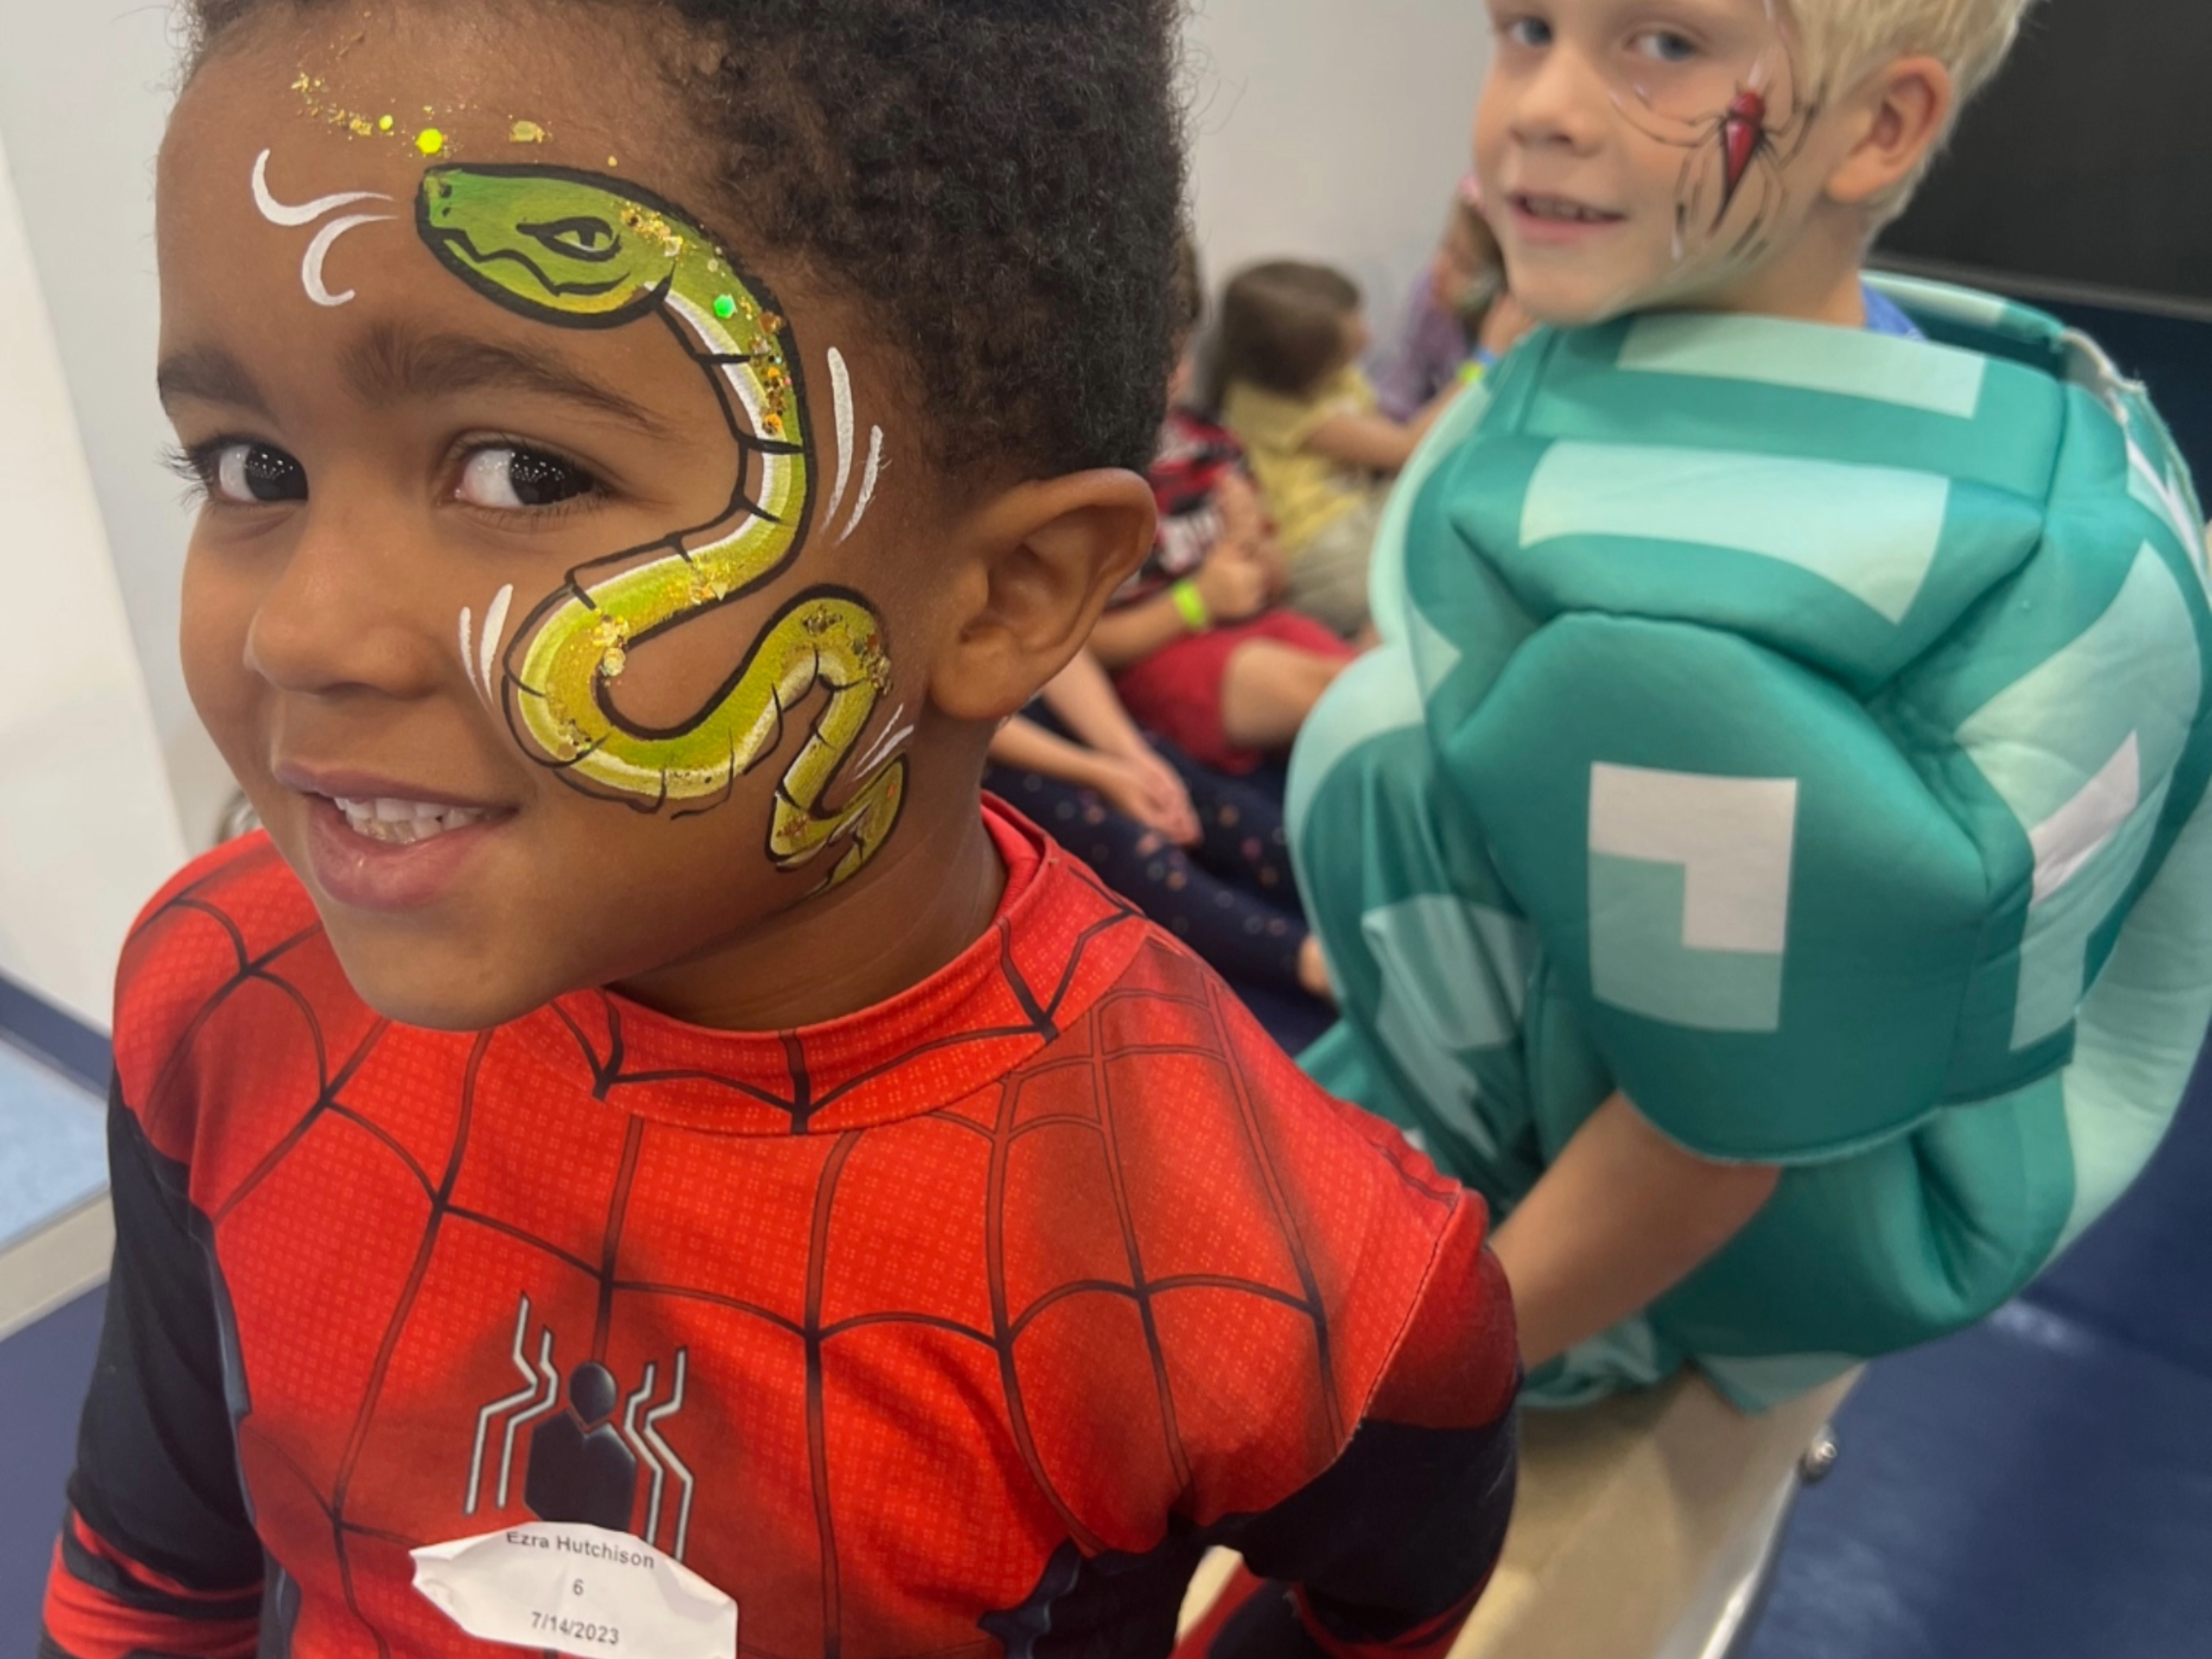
[1035,650,1154,760]
[41,1091,263,1659]
[1491,1093,1781,1368]
[1090,520,1278,671]
[1088,593,1192,671]
[1185,1203,1519,1659]
[988,715,1118,791]
[1304,386,1460,476]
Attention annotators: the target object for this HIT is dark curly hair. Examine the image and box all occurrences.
[185,0,1190,480]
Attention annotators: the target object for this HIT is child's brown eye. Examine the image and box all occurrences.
[209,442,308,505]
[458,446,597,510]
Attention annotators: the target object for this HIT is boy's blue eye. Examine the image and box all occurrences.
[1501,16,1554,48]
[206,441,307,505]
[1630,29,1699,64]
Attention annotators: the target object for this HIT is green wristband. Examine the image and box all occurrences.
[1170,579,1211,632]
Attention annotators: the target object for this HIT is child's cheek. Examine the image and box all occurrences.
[179,542,269,770]
[499,563,909,893]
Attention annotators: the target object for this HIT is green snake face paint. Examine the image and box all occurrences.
[422,165,689,322]
[416,164,905,891]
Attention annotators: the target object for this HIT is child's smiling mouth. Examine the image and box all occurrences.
[1510,192,1628,228]
[330,795,502,846]
[276,763,521,912]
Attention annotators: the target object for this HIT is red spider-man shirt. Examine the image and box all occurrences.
[42,800,1517,1659]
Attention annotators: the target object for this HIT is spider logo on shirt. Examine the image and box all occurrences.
[465,1294,698,1561]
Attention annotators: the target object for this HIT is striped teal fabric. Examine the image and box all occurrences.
[1291,279,2212,1410]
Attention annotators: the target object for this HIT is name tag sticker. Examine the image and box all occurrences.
[411,1522,738,1659]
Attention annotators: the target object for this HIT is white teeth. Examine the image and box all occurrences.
[329,796,493,846]
[1526,196,1610,223]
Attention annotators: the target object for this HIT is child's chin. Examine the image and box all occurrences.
[1515,289,1619,330]
[325,931,554,1034]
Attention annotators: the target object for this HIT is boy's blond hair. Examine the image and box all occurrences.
[1785,0,2037,215]
[1788,0,2034,105]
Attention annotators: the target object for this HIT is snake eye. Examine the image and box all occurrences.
[521,217,621,263]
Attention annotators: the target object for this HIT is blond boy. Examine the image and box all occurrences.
[1291,0,2212,1408]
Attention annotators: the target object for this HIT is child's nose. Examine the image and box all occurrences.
[243,504,447,702]
[1510,44,1611,152]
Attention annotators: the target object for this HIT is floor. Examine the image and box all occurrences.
[0,1033,109,1653]
[0,1043,104,1253]
[1745,1050,2212,1659]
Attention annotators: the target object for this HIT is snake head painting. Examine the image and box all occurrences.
[416,162,905,890]
[420,163,680,324]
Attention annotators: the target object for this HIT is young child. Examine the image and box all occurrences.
[987,653,1334,1005]
[41,5,1521,1658]
[1093,245,1354,778]
[1217,264,1459,638]
[1372,179,1530,421]
[1292,0,2212,1412]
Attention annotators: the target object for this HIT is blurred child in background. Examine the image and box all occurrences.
[1093,245,1355,776]
[988,652,1332,1001]
[1217,261,1460,636]
[1374,176,1533,419]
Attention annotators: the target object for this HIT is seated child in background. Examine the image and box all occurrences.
[988,652,1333,1003]
[1092,245,1355,777]
[42,4,1520,1657]
[1291,0,2212,1413]
[1373,175,1533,420]
[1217,262,1461,638]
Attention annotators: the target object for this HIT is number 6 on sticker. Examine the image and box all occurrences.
[412,1521,737,1659]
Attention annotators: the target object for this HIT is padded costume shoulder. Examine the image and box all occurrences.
[1397,286,2212,1160]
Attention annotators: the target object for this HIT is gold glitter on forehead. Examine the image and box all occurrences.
[510,119,548,145]
[291,69,459,158]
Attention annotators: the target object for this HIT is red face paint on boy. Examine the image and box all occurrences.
[1474,0,1942,327]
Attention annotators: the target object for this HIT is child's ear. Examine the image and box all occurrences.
[1825,55,1955,209]
[928,470,1157,723]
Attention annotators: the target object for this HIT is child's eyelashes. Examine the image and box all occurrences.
[164,435,607,525]
[1497,15,1554,50]
[454,442,602,517]
[168,437,308,507]
[1628,28,1701,65]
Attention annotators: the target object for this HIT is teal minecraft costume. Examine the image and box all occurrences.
[1289,276,2212,1408]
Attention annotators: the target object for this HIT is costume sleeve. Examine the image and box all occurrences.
[40,1090,263,1659]
[1443,609,1996,1162]
[1179,1203,1519,1659]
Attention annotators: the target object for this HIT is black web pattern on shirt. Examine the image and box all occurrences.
[140,846,1347,1659]
[543,855,1151,1130]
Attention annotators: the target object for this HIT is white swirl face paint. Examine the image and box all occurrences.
[251,148,397,308]
[459,585,518,707]
[823,347,857,526]
[478,585,515,700]
[840,426,885,543]
[819,347,886,544]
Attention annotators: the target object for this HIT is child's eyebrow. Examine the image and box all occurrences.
[157,346,274,418]
[342,324,674,438]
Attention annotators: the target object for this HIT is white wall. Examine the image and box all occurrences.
[0,133,188,1028]
[1184,0,1492,347]
[0,0,236,852]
